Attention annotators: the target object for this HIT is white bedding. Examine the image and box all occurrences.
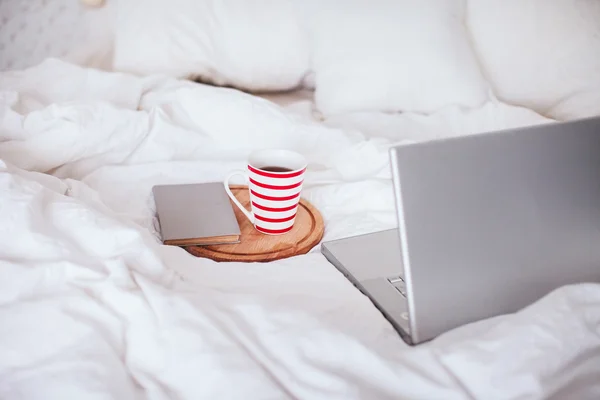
[1,59,600,399]
[0,0,114,72]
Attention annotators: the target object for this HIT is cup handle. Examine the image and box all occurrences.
[223,170,255,224]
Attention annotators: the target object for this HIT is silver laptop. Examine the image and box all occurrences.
[321,116,600,345]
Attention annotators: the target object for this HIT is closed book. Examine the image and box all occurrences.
[153,182,241,246]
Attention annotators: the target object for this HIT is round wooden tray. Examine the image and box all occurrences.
[186,185,324,262]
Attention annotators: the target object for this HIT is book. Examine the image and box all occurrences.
[152,182,241,246]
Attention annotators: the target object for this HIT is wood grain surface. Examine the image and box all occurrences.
[186,185,324,262]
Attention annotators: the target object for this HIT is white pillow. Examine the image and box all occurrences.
[467,0,600,120]
[112,0,310,92]
[0,0,114,71]
[303,0,490,116]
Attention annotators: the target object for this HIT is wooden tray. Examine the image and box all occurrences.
[186,185,324,262]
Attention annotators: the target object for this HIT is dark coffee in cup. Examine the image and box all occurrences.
[260,166,293,173]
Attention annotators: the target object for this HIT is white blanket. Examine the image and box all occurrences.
[1,59,599,400]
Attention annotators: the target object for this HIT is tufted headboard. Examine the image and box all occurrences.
[0,0,113,71]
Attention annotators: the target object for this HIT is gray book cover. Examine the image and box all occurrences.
[153,182,241,246]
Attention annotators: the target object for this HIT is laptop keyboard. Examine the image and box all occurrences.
[387,276,406,297]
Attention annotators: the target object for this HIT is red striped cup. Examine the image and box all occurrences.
[224,149,307,235]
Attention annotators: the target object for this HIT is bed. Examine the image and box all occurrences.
[1,1,600,399]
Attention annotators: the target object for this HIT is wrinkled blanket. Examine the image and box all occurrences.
[1,59,599,400]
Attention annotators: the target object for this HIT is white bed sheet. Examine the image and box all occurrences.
[1,59,600,400]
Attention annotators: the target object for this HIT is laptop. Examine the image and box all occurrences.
[321,116,600,345]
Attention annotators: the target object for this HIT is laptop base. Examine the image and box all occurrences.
[321,230,412,344]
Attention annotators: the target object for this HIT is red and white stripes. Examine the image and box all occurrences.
[247,165,305,235]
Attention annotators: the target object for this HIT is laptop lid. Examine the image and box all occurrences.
[391,116,600,344]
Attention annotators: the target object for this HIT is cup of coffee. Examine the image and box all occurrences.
[223,149,307,235]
